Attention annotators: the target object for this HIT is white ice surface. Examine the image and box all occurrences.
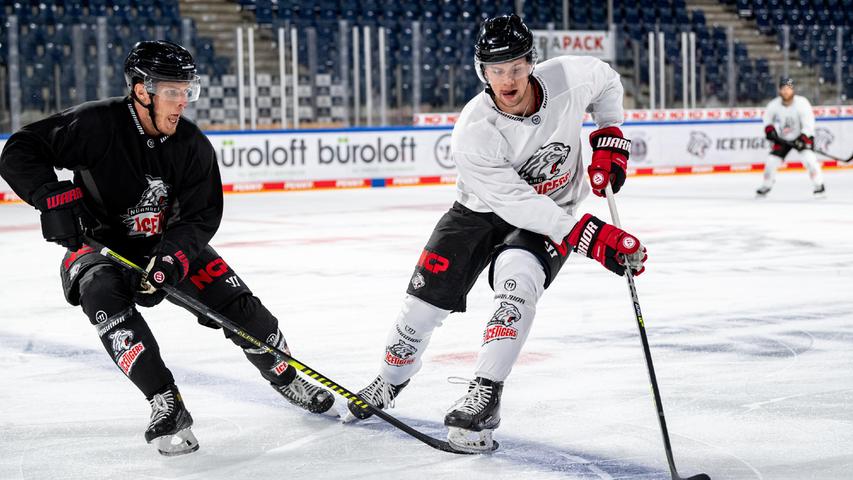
[1,169,852,479]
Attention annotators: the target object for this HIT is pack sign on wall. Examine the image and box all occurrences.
[532,30,616,61]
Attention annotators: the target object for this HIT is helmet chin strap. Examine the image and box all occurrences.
[131,89,163,134]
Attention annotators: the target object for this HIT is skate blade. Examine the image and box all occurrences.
[447,426,500,453]
[151,427,200,457]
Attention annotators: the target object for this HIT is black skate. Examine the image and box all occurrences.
[144,384,199,456]
[345,375,409,421]
[444,377,503,453]
[755,186,771,197]
[813,184,826,196]
[273,375,335,414]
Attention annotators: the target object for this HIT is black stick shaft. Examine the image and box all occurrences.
[83,236,470,454]
[603,185,709,480]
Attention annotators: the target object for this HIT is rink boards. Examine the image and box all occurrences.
[0,110,851,201]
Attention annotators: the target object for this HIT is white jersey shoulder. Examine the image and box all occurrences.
[763,95,815,140]
[450,55,624,241]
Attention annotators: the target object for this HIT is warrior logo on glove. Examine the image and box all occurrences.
[588,126,630,197]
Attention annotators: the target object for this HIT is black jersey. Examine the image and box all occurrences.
[0,97,223,264]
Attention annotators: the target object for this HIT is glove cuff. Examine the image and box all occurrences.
[33,181,84,211]
[590,127,630,156]
[568,214,605,258]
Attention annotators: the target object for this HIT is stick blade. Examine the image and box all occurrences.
[680,474,711,480]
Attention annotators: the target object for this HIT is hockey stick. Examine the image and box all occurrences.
[82,236,474,455]
[603,185,711,480]
[778,139,853,163]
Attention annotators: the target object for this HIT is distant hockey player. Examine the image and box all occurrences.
[345,15,646,452]
[0,41,333,456]
[757,77,825,196]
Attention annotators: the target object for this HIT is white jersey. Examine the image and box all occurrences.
[763,95,815,141]
[450,55,624,242]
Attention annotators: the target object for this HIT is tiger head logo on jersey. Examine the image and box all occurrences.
[122,175,171,237]
[483,301,521,344]
[517,142,572,196]
[385,340,418,366]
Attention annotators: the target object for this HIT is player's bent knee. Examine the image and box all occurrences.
[219,294,280,348]
[492,249,546,298]
[78,266,135,325]
[400,294,450,330]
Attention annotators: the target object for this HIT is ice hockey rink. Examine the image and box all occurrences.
[1,169,852,480]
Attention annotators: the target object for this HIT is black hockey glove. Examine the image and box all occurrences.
[32,181,87,251]
[764,125,780,143]
[792,134,813,151]
[140,245,189,293]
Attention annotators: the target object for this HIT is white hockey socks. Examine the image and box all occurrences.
[760,154,783,189]
[799,149,825,187]
[475,249,545,382]
[379,294,450,386]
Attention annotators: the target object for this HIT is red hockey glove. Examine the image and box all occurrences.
[567,214,647,276]
[588,126,630,197]
[32,180,87,250]
[141,246,189,292]
[764,125,780,142]
[792,133,813,151]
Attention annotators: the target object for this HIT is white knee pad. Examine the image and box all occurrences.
[475,249,546,382]
[379,295,450,385]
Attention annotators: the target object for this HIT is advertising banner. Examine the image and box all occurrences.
[0,127,458,201]
[2,107,851,202]
[532,30,616,61]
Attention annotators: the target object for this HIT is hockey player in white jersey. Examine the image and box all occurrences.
[757,77,825,196]
[346,14,646,452]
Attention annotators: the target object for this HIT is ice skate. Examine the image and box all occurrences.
[273,375,335,414]
[755,186,771,197]
[813,184,826,197]
[444,377,502,453]
[144,384,199,456]
[345,375,409,421]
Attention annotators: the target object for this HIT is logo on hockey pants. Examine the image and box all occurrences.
[411,272,425,289]
[190,258,231,291]
[109,329,146,375]
[417,250,449,274]
[483,302,520,344]
[385,340,417,366]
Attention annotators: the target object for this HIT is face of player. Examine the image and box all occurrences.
[779,85,794,103]
[133,81,190,136]
[484,58,534,115]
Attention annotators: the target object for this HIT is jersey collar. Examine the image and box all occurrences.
[125,97,170,147]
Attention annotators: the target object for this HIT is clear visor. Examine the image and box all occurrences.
[144,75,201,102]
[474,48,538,84]
[481,62,533,81]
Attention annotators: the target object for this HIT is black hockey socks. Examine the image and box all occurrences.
[79,266,174,397]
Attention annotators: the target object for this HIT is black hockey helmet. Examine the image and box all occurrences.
[474,14,538,84]
[124,40,199,101]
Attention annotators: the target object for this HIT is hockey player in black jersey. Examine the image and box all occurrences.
[0,41,333,456]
